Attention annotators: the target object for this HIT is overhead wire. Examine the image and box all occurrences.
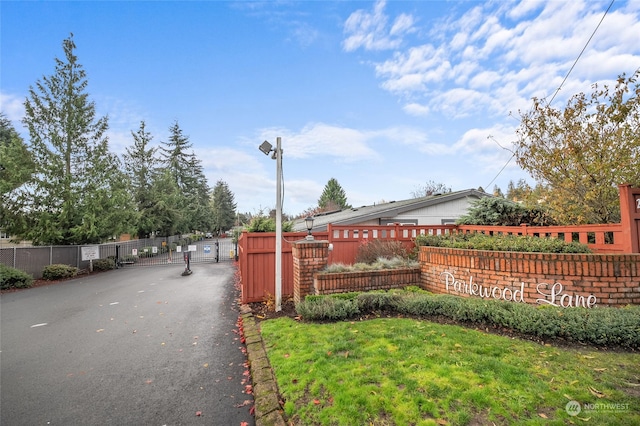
[483,0,615,190]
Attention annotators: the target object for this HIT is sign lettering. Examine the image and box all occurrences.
[81,246,100,261]
[440,271,597,308]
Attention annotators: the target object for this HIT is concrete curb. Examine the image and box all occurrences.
[240,305,287,426]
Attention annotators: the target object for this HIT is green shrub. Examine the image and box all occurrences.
[296,290,640,349]
[415,233,591,253]
[92,258,115,271]
[456,196,557,226]
[295,295,360,320]
[42,264,79,280]
[356,239,411,263]
[245,216,294,232]
[321,257,419,274]
[0,264,34,290]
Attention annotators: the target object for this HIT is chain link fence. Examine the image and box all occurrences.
[0,235,185,279]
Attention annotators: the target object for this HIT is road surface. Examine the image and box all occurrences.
[1,262,254,425]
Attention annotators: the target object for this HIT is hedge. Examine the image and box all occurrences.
[0,264,34,290]
[295,290,640,349]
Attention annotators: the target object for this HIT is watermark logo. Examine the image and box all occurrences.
[565,401,581,416]
[565,400,631,416]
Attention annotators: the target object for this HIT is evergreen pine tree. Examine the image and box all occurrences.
[209,180,237,235]
[318,178,351,210]
[20,34,134,244]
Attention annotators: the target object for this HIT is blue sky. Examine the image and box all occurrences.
[2,0,640,217]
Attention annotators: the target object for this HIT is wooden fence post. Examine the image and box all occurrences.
[619,184,640,253]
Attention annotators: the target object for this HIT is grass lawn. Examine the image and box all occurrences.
[260,317,640,425]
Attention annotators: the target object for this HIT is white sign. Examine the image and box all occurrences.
[440,271,597,308]
[188,245,197,252]
[81,246,100,261]
[176,246,182,253]
[152,246,158,254]
[132,248,138,256]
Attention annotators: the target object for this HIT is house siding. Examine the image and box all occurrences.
[394,197,475,225]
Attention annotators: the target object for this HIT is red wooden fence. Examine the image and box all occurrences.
[238,185,640,303]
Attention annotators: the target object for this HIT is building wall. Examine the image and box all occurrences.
[393,197,477,225]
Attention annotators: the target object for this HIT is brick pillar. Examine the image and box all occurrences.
[292,239,330,304]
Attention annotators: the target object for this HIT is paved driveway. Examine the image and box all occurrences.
[1,262,254,425]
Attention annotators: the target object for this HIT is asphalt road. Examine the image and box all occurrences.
[1,262,254,426]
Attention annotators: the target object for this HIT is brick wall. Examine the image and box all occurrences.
[314,268,421,295]
[419,246,640,307]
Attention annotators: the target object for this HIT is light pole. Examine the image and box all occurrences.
[258,137,283,312]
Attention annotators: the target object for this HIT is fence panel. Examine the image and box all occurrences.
[238,231,314,303]
[237,222,629,304]
[0,235,191,279]
[457,223,626,253]
[327,224,458,264]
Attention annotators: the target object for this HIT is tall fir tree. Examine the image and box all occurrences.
[318,178,351,211]
[0,113,35,236]
[159,121,210,233]
[19,34,134,244]
[209,180,237,235]
[123,121,158,237]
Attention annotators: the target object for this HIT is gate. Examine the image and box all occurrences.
[115,237,237,268]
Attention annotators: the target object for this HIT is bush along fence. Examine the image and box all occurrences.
[291,239,640,308]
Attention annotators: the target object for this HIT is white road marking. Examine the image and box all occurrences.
[109,302,120,305]
[30,323,48,328]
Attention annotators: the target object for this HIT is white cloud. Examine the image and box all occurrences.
[354,0,640,122]
[342,0,415,52]
[0,92,25,123]
[257,123,381,162]
[403,102,430,116]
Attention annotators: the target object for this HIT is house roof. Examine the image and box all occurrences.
[292,188,488,232]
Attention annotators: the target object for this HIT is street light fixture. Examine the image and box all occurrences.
[259,141,272,156]
[258,137,283,312]
[305,216,314,240]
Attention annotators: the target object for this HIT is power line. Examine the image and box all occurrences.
[548,0,615,105]
[484,0,615,190]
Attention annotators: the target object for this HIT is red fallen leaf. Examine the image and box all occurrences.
[327,351,332,356]
[241,422,249,426]
[313,399,321,405]
[243,370,251,376]
[195,411,202,416]
[283,353,290,358]
[249,405,255,416]
[245,384,253,394]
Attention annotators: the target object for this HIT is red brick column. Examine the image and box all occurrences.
[292,240,330,304]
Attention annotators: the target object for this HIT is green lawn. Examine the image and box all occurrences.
[260,317,640,425]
